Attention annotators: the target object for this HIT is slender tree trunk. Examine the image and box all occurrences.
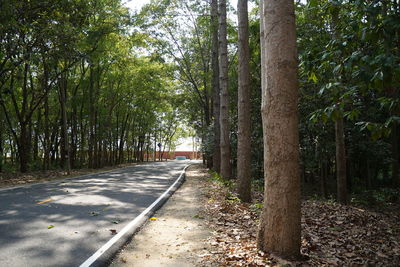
[321,157,328,198]
[329,6,348,204]
[33,110,40,163]
[19,63,31,173]
[79,102,86,168]
[237,0,252,202]
[154,131,157,161]
[218,0,231,179]
[118,114,130,164]
[94,111,99,168]
[211,0,221,173]
[392,123,399,187]
[257,0,301,259]
[43,94,50,170]
[88,65,95,168]
[59,71,71,174]
[9,134,15,164]
[335,117,347,204]
[146,134,150,162]
[18,123,31,173]
[0,117,3,172]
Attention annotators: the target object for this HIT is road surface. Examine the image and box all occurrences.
[0,160,190,267]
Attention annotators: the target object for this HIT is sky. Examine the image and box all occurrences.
[124,0,241,12]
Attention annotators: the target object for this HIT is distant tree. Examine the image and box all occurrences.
[237,0,251,202]
[211,0,221,173]
[218,0,231,179]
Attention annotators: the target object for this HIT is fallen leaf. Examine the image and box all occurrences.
[110,229,117,235]
[149,217,157,221]
[48,225,55,229]
[36,198,53,205]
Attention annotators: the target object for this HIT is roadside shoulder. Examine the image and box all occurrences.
[110,164,212,267]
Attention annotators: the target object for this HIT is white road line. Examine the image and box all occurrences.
[79,164,190,267]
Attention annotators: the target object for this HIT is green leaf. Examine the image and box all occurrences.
[333,64,342,74]
[308,72,318,83]
[309,0,318,8]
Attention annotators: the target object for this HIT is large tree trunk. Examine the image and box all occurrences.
[211,0,221,173]
[218,0,231,179]
[257,0,301,260]
[237,0,252,202]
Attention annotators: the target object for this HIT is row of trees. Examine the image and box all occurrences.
[0,0,183,173]
[159,0,399,204]
[135,0,399,260]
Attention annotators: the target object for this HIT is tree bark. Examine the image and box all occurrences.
[237,0,252,202]
[257,0,301,260]
[218,0,231,179]
[211,0,221,173]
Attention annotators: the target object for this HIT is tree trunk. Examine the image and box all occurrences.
[33,110,40,163]
[59,71,71,174]
[218,0,231,179]
[321,158,328,198]
[18,123,31,173]
[257,0,301,260]
[0,117,3,172]
[335,117,347,204]
[88,66,94,168]
[237,0,252,202]
[392,123,399,187]
[211,0,221,173]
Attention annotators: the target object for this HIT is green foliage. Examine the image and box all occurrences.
[297,0,400,195]
[0,0,185,172]
[208,170,234,188]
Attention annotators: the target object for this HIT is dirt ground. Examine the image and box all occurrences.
[110,164,213,267]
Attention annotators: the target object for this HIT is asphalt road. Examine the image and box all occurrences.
[0,160,190,267]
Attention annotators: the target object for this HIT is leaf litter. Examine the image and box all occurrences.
[198,177,400,266]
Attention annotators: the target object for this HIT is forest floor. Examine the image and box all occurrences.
[111,163,400,266]
[0,162,140,188]
[199,168,400,266]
